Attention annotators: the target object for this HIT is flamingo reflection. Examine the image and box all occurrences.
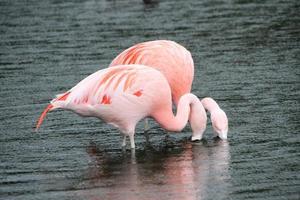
[79,139,230,200]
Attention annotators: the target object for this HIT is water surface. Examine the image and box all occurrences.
[1,0,299,199]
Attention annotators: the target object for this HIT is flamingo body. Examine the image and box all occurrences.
[110,40,194,104]
[36,65,207,148]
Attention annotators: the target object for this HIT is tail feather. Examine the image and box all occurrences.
[55,91,70,100]
[35,91,70,131]
[35,104,54,131]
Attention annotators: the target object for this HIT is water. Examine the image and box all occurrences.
[1,0,299,199]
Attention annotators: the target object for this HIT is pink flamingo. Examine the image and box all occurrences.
[110,40,194,104]
[201,97,228,139]
[36,65,207,148]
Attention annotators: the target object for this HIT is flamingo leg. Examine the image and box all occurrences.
[144,118,149,132]
[122,135,127,147]
[143,118,150,144]
[129,134,135,149]
[130,148,136,163]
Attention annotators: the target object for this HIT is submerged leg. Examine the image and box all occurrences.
[130,148,136,163]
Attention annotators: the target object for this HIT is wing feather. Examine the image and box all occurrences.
[65,66,140,106]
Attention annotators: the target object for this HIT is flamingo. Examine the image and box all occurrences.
[110,40,194,132]
[36,64,207,149]
[109,40,194,105]
[110,40,229,139]
[201,97,228,139]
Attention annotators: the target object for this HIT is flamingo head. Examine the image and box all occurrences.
[214,128,228,140]
[191,104,207,141]
[191,132,204,141]
[211,109,228,140]
[190,125,206,141]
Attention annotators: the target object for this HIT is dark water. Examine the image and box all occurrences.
[1,0,299,199]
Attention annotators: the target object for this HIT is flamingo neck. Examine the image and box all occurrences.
[201,97,220,112]
[153,93,206,133]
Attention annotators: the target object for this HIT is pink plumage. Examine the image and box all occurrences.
[110,40,229,140]
[110,40,194,104]
[201,97,228,139]
[36,65,207,148]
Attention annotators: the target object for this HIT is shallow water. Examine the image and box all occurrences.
[1,0,299,199]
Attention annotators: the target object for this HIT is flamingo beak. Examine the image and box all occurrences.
[191,133,203,141]
[218,130,228,140]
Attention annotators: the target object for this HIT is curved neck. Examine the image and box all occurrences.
[152,93,204,132]
[201,97,220,112]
